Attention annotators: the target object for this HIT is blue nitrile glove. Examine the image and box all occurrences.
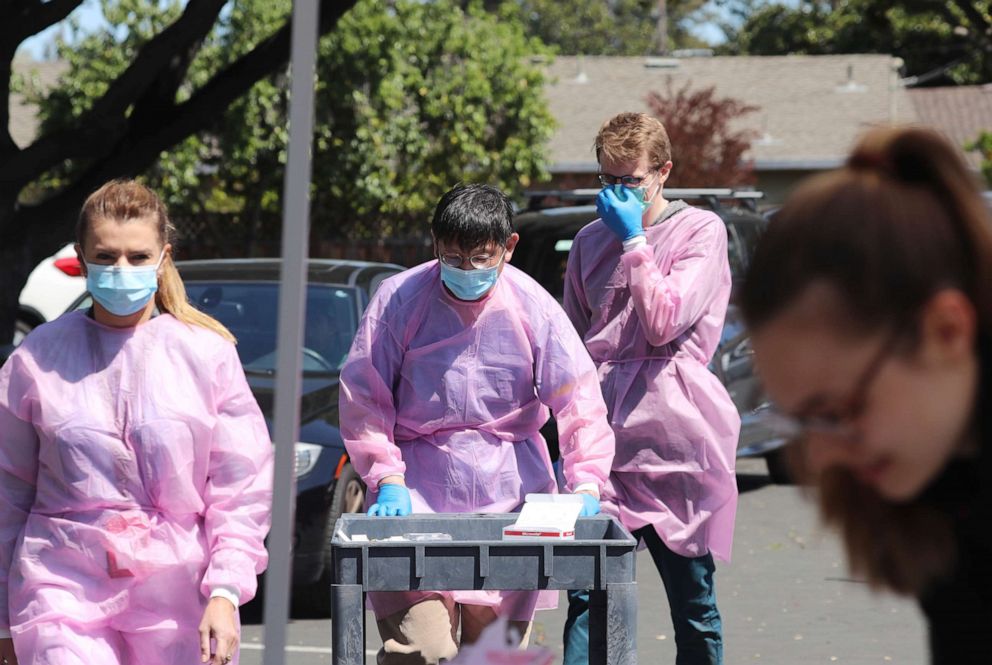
[596,187,645,242]
[367,483,412,517]
[577,493,601,517]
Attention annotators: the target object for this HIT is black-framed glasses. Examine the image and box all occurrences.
[597,168,660,189]
[762,329,903,441]
[437,247,506,270]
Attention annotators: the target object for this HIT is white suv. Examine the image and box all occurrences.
[16,243,87,344]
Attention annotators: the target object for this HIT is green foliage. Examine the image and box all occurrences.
[501,0,710,55]
[717,0,992,85]
[311,0,554,240]
[28,0,555,252]
[966,131,992,188]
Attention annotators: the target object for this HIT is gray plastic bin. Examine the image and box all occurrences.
[330,513,638,665]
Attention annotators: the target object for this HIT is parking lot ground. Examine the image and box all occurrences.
[240,458,927,664]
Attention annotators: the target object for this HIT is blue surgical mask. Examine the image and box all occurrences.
[612,179,657,212]
[440,262,501,301]
[85,250,165,316]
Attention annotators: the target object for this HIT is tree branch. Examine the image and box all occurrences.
[5,0,357,246]
[0,54,18,158]
[0,0,227,187]
[2,0,83,45]
[0,1,83,161]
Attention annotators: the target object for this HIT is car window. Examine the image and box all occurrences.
[185,282,360,374]
[725,224,746,280]
[727,216,766,268]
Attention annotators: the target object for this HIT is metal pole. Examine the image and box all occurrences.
[263,0,320,662]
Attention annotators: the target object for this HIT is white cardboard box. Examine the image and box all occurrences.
[501,493,583,541]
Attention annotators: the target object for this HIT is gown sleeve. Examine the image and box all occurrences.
[339,294,407,489]
[0,351,39,631]
[563,233,592,340]
[534,301,615,492]
[200,341,274,604]
[622,215,730,348]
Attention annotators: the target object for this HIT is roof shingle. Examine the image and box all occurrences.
[542,54,916,172]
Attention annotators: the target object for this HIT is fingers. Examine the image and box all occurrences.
[212,634,239,664]
[596,189,613,216]
[201,618,238,664]
[199,623,211,663]
[366,503,379,516]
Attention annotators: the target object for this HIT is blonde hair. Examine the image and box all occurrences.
[594,112,672,168]
[77,180,236,344]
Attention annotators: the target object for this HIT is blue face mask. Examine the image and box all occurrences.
[440,262,501,301]
[611,183,654,212]
[85,251,164,316]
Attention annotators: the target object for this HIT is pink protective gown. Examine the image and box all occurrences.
[0,311,273,665]
[564,204,740,562]
[340,261,615,620]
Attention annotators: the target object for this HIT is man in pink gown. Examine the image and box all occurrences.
[562,112,740,665]
[339,184,616,665]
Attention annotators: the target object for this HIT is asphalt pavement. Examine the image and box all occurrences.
[238,458,928,664]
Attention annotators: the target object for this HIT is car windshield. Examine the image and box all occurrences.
[185,281,360,376]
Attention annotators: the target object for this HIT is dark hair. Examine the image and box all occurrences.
[430,183,514,250]
[740,126,992,595]
[742,127,992,338]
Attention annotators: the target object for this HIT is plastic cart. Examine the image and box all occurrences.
[330,513,638,665]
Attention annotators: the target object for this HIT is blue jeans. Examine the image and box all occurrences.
[564,526,723,665]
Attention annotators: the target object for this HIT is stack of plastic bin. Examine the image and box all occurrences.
[330,513,638,665]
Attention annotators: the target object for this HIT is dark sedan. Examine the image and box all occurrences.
[62,258,403,614]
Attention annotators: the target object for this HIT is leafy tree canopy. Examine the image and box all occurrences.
[714,0,992,85]
[26,0,556,254]
[1,0,357,343]
[495,0,711,55]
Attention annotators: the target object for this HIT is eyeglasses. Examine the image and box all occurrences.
[762,329,902,441]
[597,168,660,189]
[437,247,506,270]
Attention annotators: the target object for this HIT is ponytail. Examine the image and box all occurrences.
[156,258,236,344]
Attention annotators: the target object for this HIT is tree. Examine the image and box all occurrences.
[28,0,555,254]
[716,0,992,85]
[309,1,555,241]
[967,131,992,188]
[1,0,358,344]
[6,0,558,342]
[646,77,759,188]
[495,0,711,55]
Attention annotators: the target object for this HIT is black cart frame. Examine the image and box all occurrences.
[330,513,638,665]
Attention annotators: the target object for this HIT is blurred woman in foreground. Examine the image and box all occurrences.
[740,126,991,663]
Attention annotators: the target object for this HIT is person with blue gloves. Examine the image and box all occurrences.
[562,112,741,665]
[340,184,615,665]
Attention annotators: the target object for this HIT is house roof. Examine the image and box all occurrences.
[908,85,992,170]
[541,54,916,172]
[9,58,67,148]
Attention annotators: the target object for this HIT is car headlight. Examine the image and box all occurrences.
[294,442,324,478]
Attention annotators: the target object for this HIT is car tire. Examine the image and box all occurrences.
[13,318,35,346]
[764,447,794,485]
[300,462,365,617]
